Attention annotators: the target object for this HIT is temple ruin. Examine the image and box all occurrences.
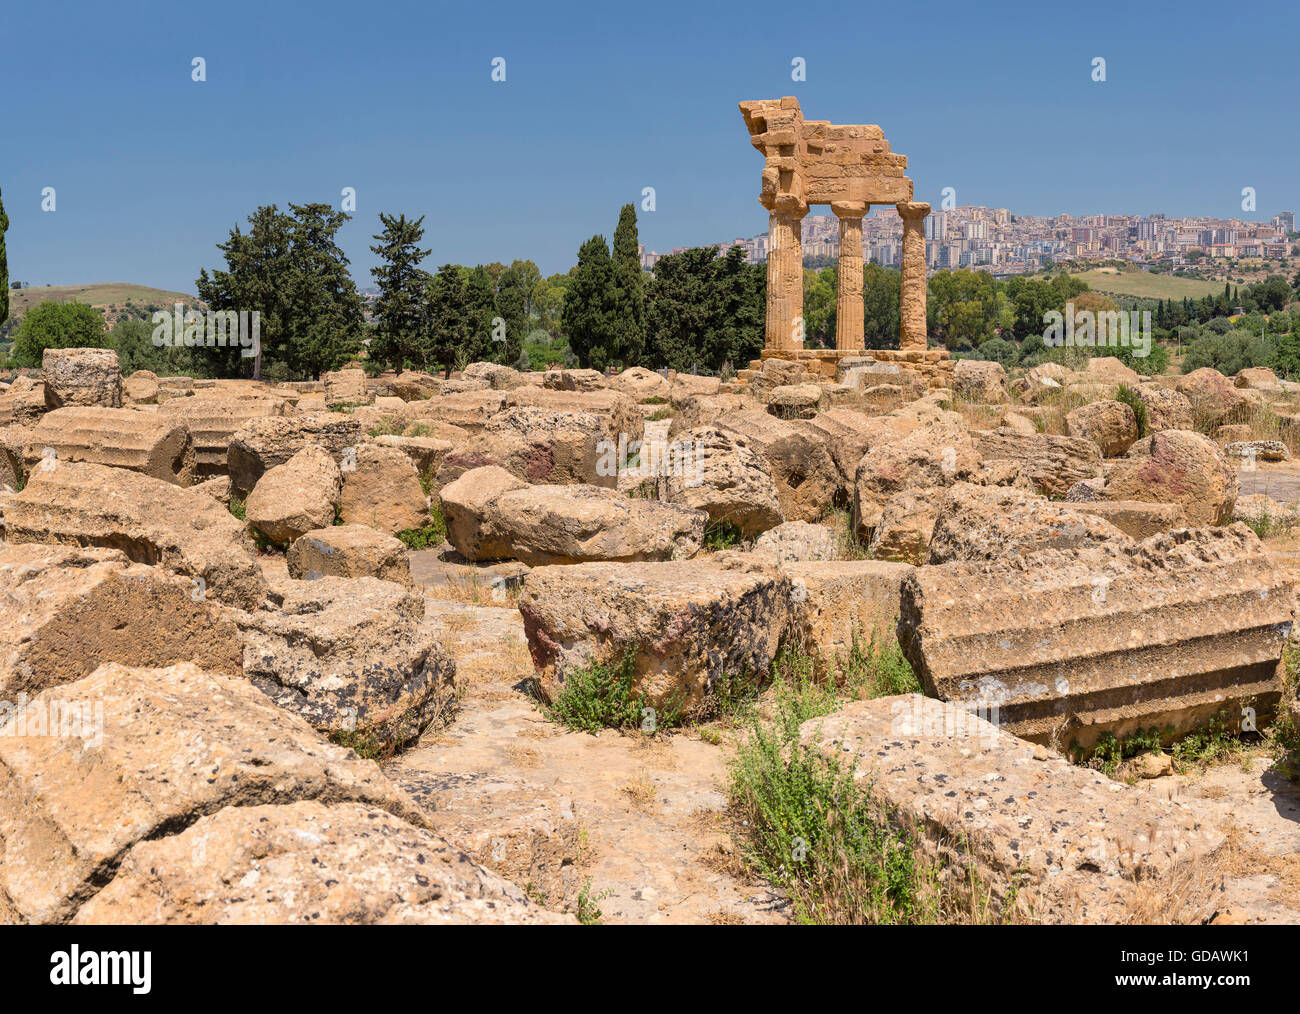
[739,97,948,383]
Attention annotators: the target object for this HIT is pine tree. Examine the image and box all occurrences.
[369,213,431,374]
[562,236,616,369]
[610,204,646,366]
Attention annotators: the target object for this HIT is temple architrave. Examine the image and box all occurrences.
[738,97,952,386]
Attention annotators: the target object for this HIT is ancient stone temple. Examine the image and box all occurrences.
[739,98,948,384]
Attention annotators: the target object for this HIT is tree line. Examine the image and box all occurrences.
[4,189,1296,380]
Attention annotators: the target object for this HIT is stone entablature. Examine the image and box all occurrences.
[740,97,929,355]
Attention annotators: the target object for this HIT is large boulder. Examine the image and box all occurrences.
[1060,500,1187,541]
[4,461,266,609]
[287,524,414,587]
[897,525,1292,749]
[1176,367,1251,427]
[1103,429,1237,526]
[438,465,530,561]
[519,558,791,719]
[21,406,196,485]
[766,383,828,420]
[973,430,1103,497]
[72,801,568,925]
[1065,399,1139,457]
[442,470,705,565]
[405,390,508,435]
[374,434,455,481]
[952,359,1007,403]
[751,520,838,563]
[716,410,839,522]
[0,661,425,924]
[507,387,643,446]
[245,445,342,545]
[322,368,371,407]
[926,483,1130,565]
[437,406,615,489]
[542,368,606,392]
[228,413,362,497]
[0,544,241,695]
[867,487,946,564]
[667,393,762,436]
[1234,366,1282,393]
[799,409,886,487]
[1084,356,1139,385]
[233,577,454,749]
[0,377,48,426]
[158,392,293,479]
[463,361,528,390]
[1136,386,1194,432]
[659,426,783,538]
[803,697,1224,923]
[785,560,913,670]
[42,347,122,409]
[610,366,671,402]
[339,444,427,536]
[853,423,980,538]
[123,369,160,404]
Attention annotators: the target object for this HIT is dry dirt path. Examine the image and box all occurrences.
[385,589,788,924]
[1143,758,1300,923]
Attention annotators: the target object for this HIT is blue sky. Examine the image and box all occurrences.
[2,0,1296,293]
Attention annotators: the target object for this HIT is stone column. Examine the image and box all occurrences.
[832,201,868,352]
[765,202,807,351]
[897,201,930,351]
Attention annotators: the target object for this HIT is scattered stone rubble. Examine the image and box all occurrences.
[0,346,1296,925]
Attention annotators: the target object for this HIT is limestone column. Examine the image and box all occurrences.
[764,201,807,351]
[832,201,868,351]
[897,201,931,351]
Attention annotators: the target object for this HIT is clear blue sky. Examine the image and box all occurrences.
[3,0,1296,294]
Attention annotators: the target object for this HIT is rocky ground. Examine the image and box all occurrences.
[1,352,1298,924]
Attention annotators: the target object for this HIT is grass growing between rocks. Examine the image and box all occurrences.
[542,644,686,735]
[1070,680,1300,781]
[1115,383,1148,438]
[397,499,447,550]
[701,520,743,551]
[329,685,461,763]
[727,641,1007,924]
[827,507,871,561]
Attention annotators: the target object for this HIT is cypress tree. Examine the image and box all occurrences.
[610,204,645,366]
[563,235,616,369]
[0,184,8,326]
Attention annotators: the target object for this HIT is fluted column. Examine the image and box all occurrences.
[832,201,868,351]
[765,201,807,351]
[897,201,930,351]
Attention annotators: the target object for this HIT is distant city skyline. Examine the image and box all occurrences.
[636,206,1297,278]
[3,0,1297,292]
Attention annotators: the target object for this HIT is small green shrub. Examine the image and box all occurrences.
[397,500,446,549]
[702,520,743,551]
[1115,383,1148,438]
[228,496,246,521]
[543,644,683,734]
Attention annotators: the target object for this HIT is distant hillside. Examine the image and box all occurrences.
[1067,267,1222,301]
[4,283,201,332]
